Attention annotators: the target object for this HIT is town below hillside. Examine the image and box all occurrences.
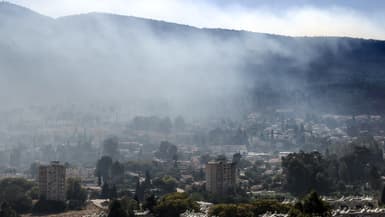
[2,106,385,216]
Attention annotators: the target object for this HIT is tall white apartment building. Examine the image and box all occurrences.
[39,161,66,201]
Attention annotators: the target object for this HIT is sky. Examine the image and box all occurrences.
[8,0,385,40]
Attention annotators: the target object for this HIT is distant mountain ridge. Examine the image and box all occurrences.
[1,2,385,117]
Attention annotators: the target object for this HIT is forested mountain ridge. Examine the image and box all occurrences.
[1,2,385,117]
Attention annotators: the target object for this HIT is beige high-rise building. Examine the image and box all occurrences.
[39,161,66,201]
[205,161,237,194]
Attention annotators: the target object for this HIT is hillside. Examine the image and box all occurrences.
[1,2,385,117]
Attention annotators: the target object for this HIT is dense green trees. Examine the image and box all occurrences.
[108,200,130,217]
[0,178,35,213]
[338,145,383,186]
[27,186,39,200]
[209,200,291,217]
[301,191,330,216]
[0,202,19,217]
[251,200,291,216]
[120,197,138,217]
[282,151,332,196]
[282,137,385,196]
[209,204,254,217]
[96,156,125,186]
[143,194,157,213]
[208,192,329,217]
[107,197,140,217]
[153,175,178,194]
[107,197,139,217]
[66,178,87,209]
[154,192,198,217]
[289,191,330,217]
[108,193,196,217]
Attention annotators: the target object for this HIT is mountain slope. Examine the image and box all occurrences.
[1,2,385,116]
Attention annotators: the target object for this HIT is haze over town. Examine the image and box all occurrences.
[1,1,385,217]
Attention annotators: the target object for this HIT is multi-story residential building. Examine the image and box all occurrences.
[38,161,66,201]
[205,160,237,195]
